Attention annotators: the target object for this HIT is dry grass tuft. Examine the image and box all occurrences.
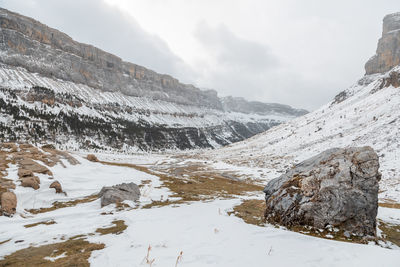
[0,238,104,266]
[0,238,11,245]
[228,199,266,226]
[175,251,183,267]
[95,220,127,235]
[379,202,400,209]
[378,219,400,247]
[142,245,155,266]
[24,220,56,228]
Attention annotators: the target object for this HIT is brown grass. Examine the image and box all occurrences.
[27,194,98,214]
[95,220,127,235]
[0,238,104,267]
[24,220,56,228]
[100,161,264,209]
[228,199,266,226]
[378,220,400,247]
[379,202,400,209]
[0,239,11,245]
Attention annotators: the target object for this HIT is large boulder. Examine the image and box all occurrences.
[99,183,140,207]
[263,147,380,237]
[1,191,17,216]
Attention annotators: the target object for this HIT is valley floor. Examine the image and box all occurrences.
[1,151,400,266]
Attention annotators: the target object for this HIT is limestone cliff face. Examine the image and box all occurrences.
[221,96,308,117]
[0,8,307,151]
[365,12,400,75]
[0,8,221,110]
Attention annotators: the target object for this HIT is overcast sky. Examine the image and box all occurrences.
[1,0,399,110]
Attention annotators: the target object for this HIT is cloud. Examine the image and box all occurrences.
[194,23,278,72]
[0,0,195,80]
[191,22,347,110]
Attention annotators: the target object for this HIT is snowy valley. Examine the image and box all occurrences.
[0,6,400,267]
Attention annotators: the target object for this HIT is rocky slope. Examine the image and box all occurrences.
[0,8,305,151]
[203,12,400,202]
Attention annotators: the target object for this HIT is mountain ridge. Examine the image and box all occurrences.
[0,8,306,151]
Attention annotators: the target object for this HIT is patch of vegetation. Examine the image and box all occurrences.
[378,220,400,247]
[228,199,266,226]
[100,161,264,208]
[0,239,11,245]
[0,238,104,267]
[95,220,127,235]
[24,220,56,228]
[379,202,400,209]
[27,194,98,214]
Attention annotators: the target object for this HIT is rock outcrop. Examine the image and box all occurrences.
[20,176,40,190]
[99,183,140,207]
[1,191,17,216]
[86,154,99,162]
[49,181,62,193]
[365,12,400,75]
[0,8,221,110]
[263,147,380,237]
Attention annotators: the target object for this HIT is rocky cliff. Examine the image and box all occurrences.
[365,12,400,75]
[0,8,306,151]
[221,96,308,117]
[0,8,221,109]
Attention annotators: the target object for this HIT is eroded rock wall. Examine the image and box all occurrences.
[365,12,400,75]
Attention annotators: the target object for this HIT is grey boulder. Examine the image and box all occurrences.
[263,146,381,237]
[99,183,140,207]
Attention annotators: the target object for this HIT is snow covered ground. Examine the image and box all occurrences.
[1,152,400,266]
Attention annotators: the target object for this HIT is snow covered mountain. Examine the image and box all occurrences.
[203,12,400,202]
[0,8,306,151]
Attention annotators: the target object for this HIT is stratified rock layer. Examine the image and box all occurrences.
[0,8,307,151]
[0,8,221,109]
[365,12,400,75]
[263,147,380,237]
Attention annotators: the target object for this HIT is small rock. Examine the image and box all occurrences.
[49,181,62,193]
[1,192,17,216]
[99,183,140,207]
[18,168,33,178]
[87,154,98,162]
[41,144,56,150]
[20,176,40,190]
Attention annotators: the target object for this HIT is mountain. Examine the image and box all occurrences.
[203,12,400,202]
[0,8,306,151]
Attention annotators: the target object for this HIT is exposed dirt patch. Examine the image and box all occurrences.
[95,220,127,235]
[228,199,266,226]
[27,194,98,214]
[24,220,56,228]
[0,238,104,267]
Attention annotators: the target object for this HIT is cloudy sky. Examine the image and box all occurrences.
[1,0,399,110]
